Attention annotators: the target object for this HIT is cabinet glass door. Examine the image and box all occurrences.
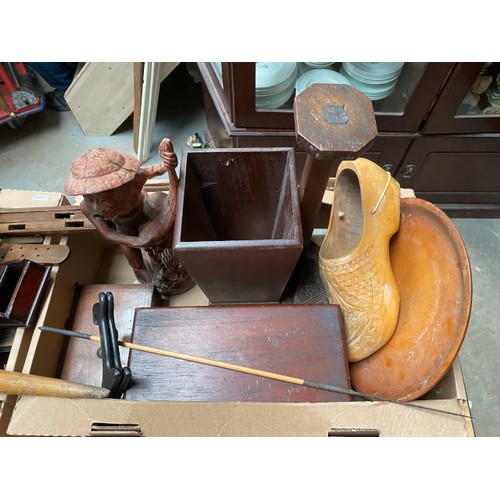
[342,62,454,131]
[370,62,425,113]
[423,62,500,134]
[456,63,500,117]
[248,62,428,116]
[209,62,453,133]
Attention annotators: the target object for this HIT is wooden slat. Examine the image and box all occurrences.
[0,244,71,265]
[0,184,172,235]
[0,221,94,235]
[0,206,94,235]
[0,205,81,220]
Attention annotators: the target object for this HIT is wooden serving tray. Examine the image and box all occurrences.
[125,304,351,402]
[350,197,473,401]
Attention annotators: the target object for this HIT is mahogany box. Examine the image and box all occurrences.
[124,303,351,403]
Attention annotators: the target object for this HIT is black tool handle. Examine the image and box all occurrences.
[93,293,122,398]
[105,292,132,396]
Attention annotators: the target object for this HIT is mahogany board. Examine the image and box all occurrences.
[125,304,351,402]
[59,283,156,388]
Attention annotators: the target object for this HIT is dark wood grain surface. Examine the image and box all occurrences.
[0,260,50,327]
[174,148,302,304]
[125,304,351,402]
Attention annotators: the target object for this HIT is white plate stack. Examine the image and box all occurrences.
[297,62,336,77]
[255,62,297,110]
[295,69,351,96]
[340,62,405,101]
[303,62,335,70]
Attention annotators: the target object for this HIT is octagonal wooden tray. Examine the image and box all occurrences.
[349,197,472,401]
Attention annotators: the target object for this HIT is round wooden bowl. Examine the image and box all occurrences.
[349,197,472,401]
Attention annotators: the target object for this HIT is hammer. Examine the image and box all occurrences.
[0,369,110,398]
[294,83,378,250]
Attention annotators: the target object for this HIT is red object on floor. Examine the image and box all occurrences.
[0,63,45,126]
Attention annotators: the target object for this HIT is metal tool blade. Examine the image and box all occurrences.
[11,90,38,110]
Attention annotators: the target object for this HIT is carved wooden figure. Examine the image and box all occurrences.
[65,139,195,298]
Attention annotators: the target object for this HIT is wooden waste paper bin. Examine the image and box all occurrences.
[173,147,303,304]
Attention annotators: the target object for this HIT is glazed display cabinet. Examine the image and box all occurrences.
[198,62,500,216]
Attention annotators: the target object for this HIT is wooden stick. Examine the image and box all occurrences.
[0,369,110,398]
[39,326,471,419]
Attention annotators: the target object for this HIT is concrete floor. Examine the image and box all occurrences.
[0,63,207,196]
[451,218,500,436]
[0,63,498,436]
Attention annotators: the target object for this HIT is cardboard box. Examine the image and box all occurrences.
[2,231,474,437]
[0,189,70,209]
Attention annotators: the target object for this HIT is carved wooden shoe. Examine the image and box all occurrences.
[319,158,401,362]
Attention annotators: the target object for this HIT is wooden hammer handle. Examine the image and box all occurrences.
[0,369,110,398]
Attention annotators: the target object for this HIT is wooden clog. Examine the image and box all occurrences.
[319,158,401,362]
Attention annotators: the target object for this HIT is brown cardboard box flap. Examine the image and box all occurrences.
[0,189,70,208]
[8,396,470,437]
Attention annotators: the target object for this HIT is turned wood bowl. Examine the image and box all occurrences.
[349,197,473,401]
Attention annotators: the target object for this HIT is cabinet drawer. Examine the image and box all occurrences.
[395,136,500,214]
